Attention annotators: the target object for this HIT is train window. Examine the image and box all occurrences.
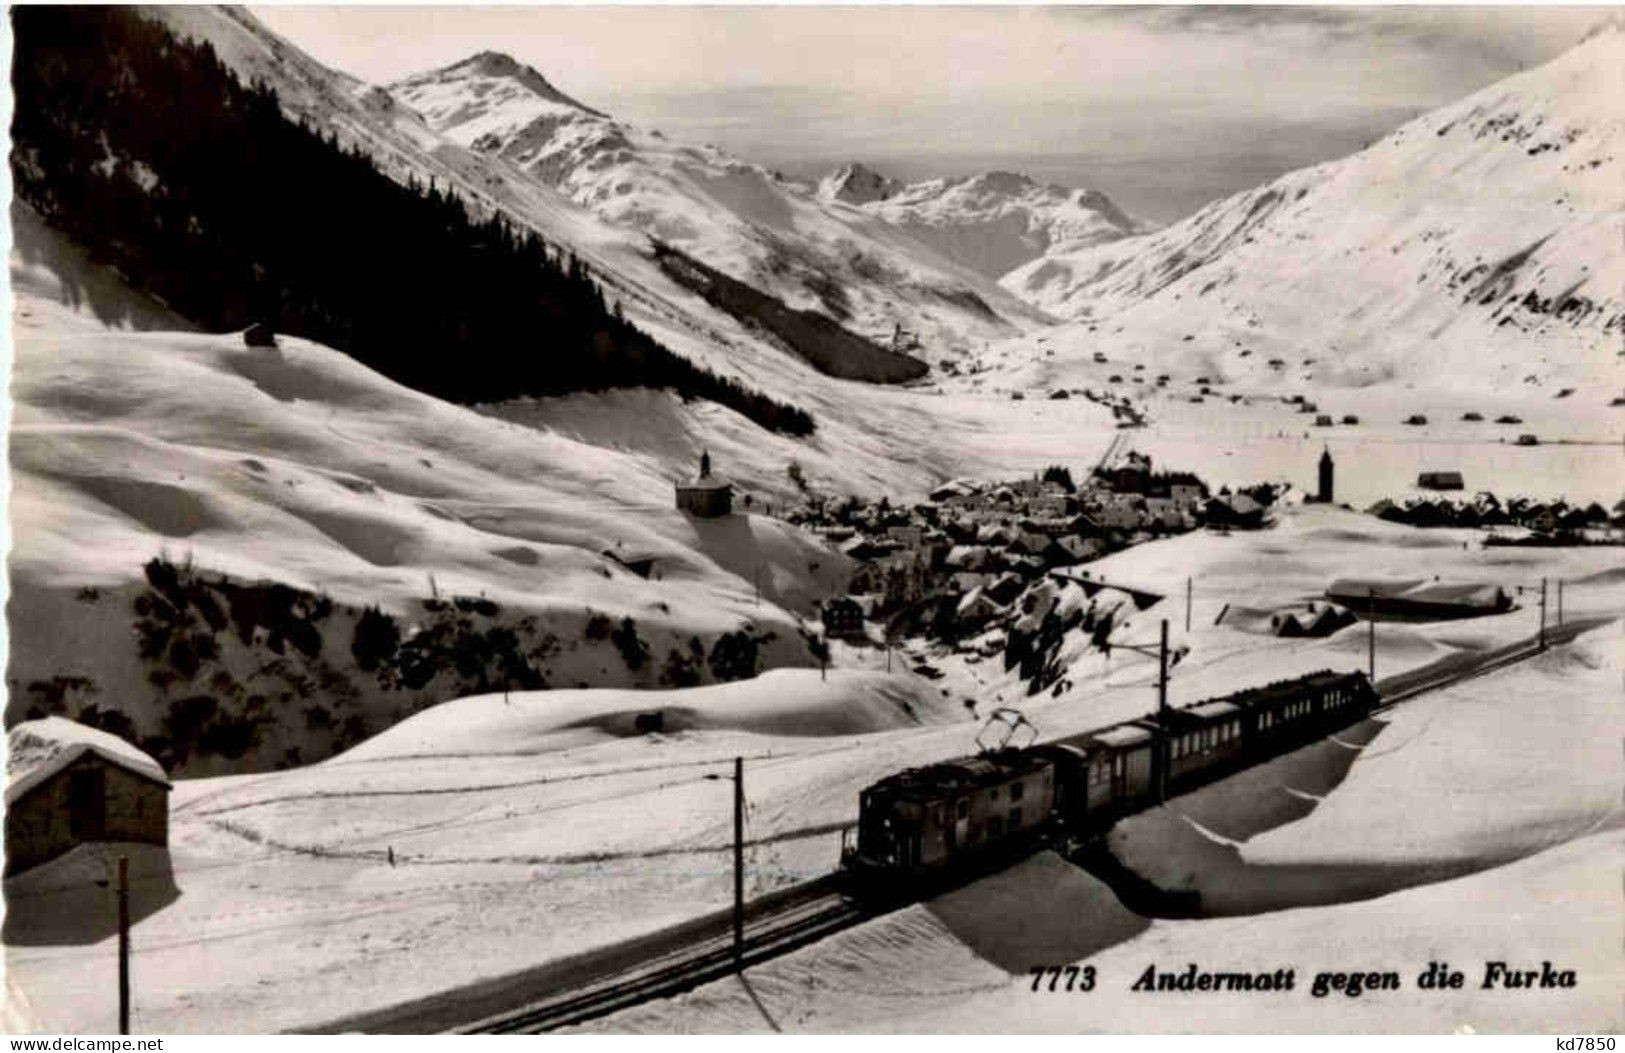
[1011,781,1024,802]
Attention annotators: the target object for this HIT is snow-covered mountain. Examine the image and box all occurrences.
[386,53,1052,355]
[819,166,1151,281]
[997,23,1624,396]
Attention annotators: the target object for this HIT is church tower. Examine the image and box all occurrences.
[1318,446,1335,504]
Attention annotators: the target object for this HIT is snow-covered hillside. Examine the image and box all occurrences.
[999,24,1624,398]
[385,53,1053,357]
[820,164,1151,281]
[7,273,864,774]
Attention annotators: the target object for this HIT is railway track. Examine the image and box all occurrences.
[459,892,869,1033]
[1373,616,1609,709]
[368,616,1609,1035]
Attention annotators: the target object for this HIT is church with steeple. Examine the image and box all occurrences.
[674,449,734,517]
[1317,446,1335,504]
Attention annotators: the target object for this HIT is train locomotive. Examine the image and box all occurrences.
[842,669,1377,884]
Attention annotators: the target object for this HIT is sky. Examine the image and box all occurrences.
[250,5,1618,222]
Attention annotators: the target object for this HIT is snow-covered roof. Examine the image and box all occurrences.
[1091,725,1153,748]
[6,717,170,805]
[1186,701,1241,721]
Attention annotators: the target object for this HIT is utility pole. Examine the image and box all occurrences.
[1368,587,1376,683]
[732,756,744,972]
[1185,577,1192,633]
[1539,578,1548,651]
[1157,618,1169,718]
[1157,619,1170,801]
[117,855,130,1035]
[1557,579,1564,627]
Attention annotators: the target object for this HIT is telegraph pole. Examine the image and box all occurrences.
[1368,588,1377,682]
[1557,579,1564,627]
[117,855,130,1035]
[1157,619,1170,801]
[1157,618,1169,717]
[732,755,744,972]
[1539,578,1548,651]
[1185,577,1192,633]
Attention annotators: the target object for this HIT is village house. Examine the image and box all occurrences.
[1056,535,1104,563]
[1029,492,1071,518]
[1417,471,1465,491]
[821,597,867,640]
[1168,482,1205,507]
[886,524,924,548]
[1204,493,1270,529]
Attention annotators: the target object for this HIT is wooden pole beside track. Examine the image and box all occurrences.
[1157,619,1170,803]
[1185,577,1192,633]
[1368,588,1376,682]
[1158,619,1169,718]
[1557,579,1564,626]
[732,756,744,973]
[117,855,130,1035]
[1539,578,1548,651]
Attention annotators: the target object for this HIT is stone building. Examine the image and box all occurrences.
[5,718,171,876]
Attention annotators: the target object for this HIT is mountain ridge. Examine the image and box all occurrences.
[383,50,1054,356]
[990,22,1623,396]
[817,162,1152,281]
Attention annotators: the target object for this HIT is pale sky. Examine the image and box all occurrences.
[251,5,1618,222]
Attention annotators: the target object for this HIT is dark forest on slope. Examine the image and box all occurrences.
[9,6,814,436]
